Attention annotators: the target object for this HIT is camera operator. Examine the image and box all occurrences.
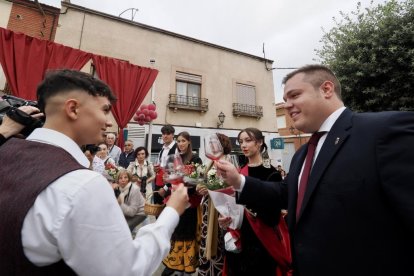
[0,105,43,146]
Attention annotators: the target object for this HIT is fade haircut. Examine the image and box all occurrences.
[37,69,117,112]
[282,64,342,99]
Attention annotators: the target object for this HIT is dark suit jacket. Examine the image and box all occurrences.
[238,109,414,276]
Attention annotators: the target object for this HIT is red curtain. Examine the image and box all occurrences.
[0,27,92,100]
[92,54,158,148]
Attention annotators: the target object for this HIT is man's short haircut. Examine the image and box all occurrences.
[36,69,117,112]
[282,64,342,99]
[161,124,175,134]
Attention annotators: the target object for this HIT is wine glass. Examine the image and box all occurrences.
[204,133,224,161]
[162,154,185,185]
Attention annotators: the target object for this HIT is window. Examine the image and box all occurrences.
[176,72,201,105]
[236,83,256,105]
[277,115,287,128]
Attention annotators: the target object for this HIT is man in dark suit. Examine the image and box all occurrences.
[217,64,414,276]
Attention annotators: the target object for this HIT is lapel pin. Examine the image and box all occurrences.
[335,137,340,145]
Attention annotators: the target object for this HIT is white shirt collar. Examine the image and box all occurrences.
[163,140,176,150]
[318,106,346,133]
[27,128,90,168]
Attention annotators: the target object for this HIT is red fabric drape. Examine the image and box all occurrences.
[0,27,92,100]
[91,54,158,148]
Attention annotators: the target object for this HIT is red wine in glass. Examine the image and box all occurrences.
[204,134,224,161]
[205,153,222,161]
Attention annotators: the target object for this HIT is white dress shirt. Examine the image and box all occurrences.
[297,106,346,189]
[159,141,177,167]
[22,128,179,276]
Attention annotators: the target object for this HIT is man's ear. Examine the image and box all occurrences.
[320,80,335,98]
[65,99,79,120]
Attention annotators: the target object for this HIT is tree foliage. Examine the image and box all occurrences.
[316,0,414,112]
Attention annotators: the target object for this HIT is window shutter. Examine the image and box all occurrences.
[176,71,202,83]
[237,83,256,105]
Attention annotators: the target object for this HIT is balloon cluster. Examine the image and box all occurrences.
[133,104,157,126]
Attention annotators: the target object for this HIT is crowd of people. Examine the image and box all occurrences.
[0,64,413,276]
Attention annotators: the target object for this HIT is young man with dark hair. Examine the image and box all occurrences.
[153,124,178,205]
[0,69,189,275]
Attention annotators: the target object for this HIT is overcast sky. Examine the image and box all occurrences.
[41,0,386,103]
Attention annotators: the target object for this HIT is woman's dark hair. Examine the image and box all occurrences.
[216,133,232,155]
[81,144,100,155]
[37,69,117,112]
[134,146,149,158]
[177,131,193,164]
[237,127,268,154]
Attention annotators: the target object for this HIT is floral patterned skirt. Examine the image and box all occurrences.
[163,239,199,273]
[162,206,201,274]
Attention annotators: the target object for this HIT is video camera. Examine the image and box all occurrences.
[0,95,44,136]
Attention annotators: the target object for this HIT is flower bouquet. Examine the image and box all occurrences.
[183,163,206,186]
[205,166,227,190]
[104,163,120,182]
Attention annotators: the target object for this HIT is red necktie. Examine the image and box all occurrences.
[296,132,325,221]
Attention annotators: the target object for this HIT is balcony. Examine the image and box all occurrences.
[232,103,263,119]
[168,94,209,112]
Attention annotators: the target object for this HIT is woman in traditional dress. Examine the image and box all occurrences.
[161,131,203,276]
[222,127,283,276]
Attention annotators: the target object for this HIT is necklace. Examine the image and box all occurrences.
[248,161,263,167]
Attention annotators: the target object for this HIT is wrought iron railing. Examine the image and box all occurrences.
[168,94,208,112]
[232,103,263,118]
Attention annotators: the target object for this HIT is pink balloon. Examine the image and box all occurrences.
[148,110,157,119]
[145,115,152,122]
[138,120,145,126]
[138,114,145,120]
[140,104,148,110]
[148,104,156,111]
[133,115,139,121]
[142,109,149,116]
[151,111,157,120]
[135,110,142,116]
